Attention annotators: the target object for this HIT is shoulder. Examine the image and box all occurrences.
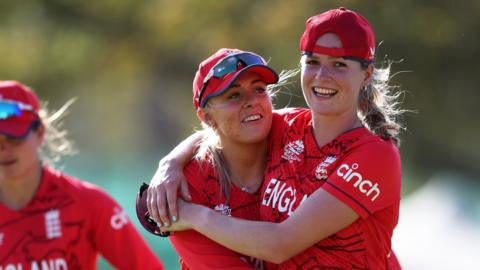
[43,166,113,202]
[273,107,311,123]
[348,134,401,166]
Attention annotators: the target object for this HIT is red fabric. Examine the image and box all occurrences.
[0,166,164,270]
[300,7,376,61]
[192,49,277,109]
[261,109,402,269]
[168,109,306,270]
[0,81,40,138]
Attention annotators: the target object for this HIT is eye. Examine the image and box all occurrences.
[255,86,267,94]
[228,92,240,99]
[334,61,347,68]
[305,58,319,65]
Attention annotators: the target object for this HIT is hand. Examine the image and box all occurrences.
[160,199,201,233]
[146,157,192,227]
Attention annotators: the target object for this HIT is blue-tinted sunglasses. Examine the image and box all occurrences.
[0,99,35,120]
[197,52,268,108]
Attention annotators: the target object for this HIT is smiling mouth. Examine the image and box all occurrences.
[0,159,16,166]
[313,87,338,97]
[242,114,263,123]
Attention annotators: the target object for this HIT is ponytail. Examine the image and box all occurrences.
[358,62,405,146]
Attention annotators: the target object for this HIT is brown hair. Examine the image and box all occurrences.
[358,61,405,146]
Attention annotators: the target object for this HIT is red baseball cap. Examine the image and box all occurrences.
[0,80,41,139]
[193,48,279,109]
[300,7,376,62]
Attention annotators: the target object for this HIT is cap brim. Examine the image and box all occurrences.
[0,113,39,139]
[200,64,279,107]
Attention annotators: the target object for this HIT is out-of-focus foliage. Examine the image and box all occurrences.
[1,0,479,268]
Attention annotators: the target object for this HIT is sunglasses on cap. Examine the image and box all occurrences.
[197,52,269,108]
[135,182,170,237]
[0,99,36,120]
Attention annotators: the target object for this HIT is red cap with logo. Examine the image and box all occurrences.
[300,7,376,62]
[0,80,41,139]
[192,48,278,109]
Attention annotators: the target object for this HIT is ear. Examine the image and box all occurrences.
[35,123,46,143]
[197,109,213,126]
[363,64,374,86]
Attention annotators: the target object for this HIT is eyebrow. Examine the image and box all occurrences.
[230,78,264,88]
[305,54,343,61]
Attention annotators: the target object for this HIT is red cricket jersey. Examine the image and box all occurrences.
[261,109,402,269]
[0,166,163,270]
[168,109,301,270]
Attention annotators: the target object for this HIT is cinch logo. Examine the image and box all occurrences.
[336,163,381,201]
[110,207,129,230]
[262,179,308,216]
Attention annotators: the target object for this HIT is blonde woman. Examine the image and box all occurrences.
[0,81,164,269]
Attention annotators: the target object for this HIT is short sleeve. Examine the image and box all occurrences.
[86,186,164,269]
[321,141,401,218]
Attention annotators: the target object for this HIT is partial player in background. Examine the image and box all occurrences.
[148,7,404,269]
[0,81,164,269]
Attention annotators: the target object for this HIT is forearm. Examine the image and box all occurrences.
[180,189,359,264]
[159,131,204,169]
[187,206,291,263]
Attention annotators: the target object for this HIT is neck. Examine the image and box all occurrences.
[0,162,43,210]
[221,139,268,192]
[311,111,362,148]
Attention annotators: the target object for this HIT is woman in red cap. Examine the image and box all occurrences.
[137,48,305,269]
[0,81,164,269]
[147,7,404,269]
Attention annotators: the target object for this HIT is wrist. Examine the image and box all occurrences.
[189,205,211,231]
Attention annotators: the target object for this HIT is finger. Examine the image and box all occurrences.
[180,178,192,202]
[147,187,161,224]
[156,187,170,226]
[165,182,179,222]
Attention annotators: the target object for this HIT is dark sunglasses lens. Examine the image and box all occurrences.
[0,102,21,120]
[236,53,265,66]
[211,53,265,79]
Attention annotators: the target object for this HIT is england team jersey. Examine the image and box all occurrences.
[0,166,163,270]
[169,109,302,270]
[261,109,402,269]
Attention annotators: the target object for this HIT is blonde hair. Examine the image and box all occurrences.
[194,70,298,202]
[358,61,405,146]
[38,99,77,165]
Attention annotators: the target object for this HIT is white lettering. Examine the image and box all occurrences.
[31,262,39,270]
[30,259,67,270]
[336,163,381,201]
[336,164,349,177]
[262,179,309,216]
[0,264,22,270]
[278,187,293,212]
[262,179,277,205]
[269,181,286,209]
[367,183,380,201]
[111,207,129,230]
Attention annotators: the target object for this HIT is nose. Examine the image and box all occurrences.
[242,91,259,108]
[314,65,331,80]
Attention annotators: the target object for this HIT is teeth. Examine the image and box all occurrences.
[243,114,262,122]
[313,87,337,96]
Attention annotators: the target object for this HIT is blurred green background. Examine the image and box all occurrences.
[1,0,479,269]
